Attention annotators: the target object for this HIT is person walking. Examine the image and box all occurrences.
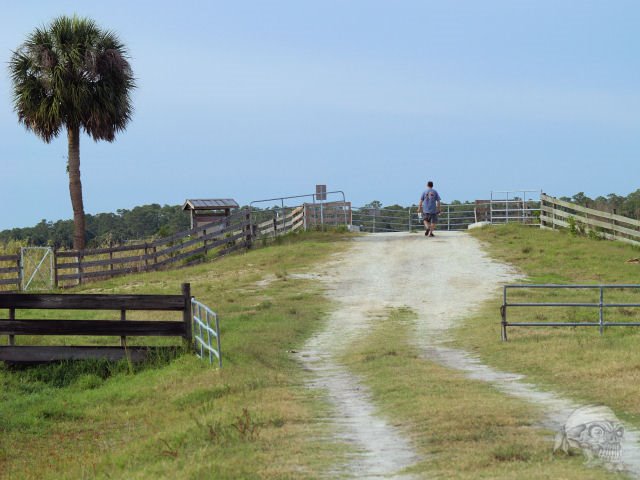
[418,181,441,237]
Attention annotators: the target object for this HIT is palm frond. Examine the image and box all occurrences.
[9,14,135,141]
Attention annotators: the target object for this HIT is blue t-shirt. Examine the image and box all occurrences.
[421,189,441,213]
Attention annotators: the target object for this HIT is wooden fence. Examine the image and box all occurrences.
[540,194,640,245]
[252,206,304,237]
[0,255,21,291]
[0,205,308,290]
[0,283,192,363]
[55,209,252,287]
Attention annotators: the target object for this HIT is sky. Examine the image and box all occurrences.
[1,1,639,229]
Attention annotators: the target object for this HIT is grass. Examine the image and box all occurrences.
[340,307,619,479]
[0,230,352,479]
[459,224,640,422]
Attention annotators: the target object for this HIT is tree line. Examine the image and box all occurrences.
[559,189,640,219]
[0,204,190,249]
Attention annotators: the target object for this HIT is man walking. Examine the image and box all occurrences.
[418,181,441,237]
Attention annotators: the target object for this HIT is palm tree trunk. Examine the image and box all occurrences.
[67,126,86,250]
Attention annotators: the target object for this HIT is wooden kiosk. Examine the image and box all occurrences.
[182,199,239,229]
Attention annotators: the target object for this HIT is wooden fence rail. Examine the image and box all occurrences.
[0,255,21,291]
[253,206,305,237]
[55,209,252,287]
[2,204,307,290]
[0,283,192,363]
[540,194,640,245]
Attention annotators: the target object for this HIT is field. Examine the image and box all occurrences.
[2,225,639,479]
[460,225,640,419]
[0,231,351,479]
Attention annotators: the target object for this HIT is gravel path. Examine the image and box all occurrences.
[299,231,640,478]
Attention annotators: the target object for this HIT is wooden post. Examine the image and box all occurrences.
[182,283,192,348]
[8,308,15,345]
[109,250,114,278]
[120,309,127,347]
[77,253,83,286]
[245,210,253,248]
[53,250,59,288]
[16,256,22,291]
[153,246,158,267]
[144,244,149,270]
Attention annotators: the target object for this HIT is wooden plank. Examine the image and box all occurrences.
[0,267,19,274]
[58,253,147,270]
[0,346,156,363]
[0,255,19,262]
[151,209,249,247]
[542,206,640,240]
[0,294,185,310]
[542,194,640,228]
[154,222,248,258]
[56,243,146,258]
[57,265,142,281]
[540,211,640,245]
[0,319,186,336]
[182,283,192,342]
[0,278,19,286]
[257,218,275,229]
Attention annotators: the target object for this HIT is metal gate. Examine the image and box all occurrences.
[20,247,54,291]
[489,190,541,224]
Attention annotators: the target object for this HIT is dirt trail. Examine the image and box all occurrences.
[299,231,640,478]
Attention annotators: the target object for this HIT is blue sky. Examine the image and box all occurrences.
[1,1,639,229]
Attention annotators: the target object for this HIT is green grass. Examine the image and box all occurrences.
[0,230,352,479]
[340,307,619,479]
[460,224,640,421]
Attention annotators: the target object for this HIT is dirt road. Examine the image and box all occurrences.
[299,231,640,478]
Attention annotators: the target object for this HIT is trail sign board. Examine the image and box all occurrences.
[316,184,327,201]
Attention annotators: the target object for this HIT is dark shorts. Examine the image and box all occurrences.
[424,213,438,224]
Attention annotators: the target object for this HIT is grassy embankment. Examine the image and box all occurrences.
[0,231,351,480]
[339,224,640,478]
[341,307,620,479]
[459,224,640,420]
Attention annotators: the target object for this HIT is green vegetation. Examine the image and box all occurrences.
[0,230,351,479]
[562,189,640,219]
[340,308,618,479]
[10,15,135,250]
[461,224,640,420]
[0,203,191,249]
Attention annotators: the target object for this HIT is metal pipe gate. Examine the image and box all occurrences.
[501,284,640,341]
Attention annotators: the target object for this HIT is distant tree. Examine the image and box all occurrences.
[571,192,591,206]
[9,15,135,249]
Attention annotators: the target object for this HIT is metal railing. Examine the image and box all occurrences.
[250,191,348,230]
[489,190,541,225]
[352,204,479,232]
[191,298,222,367]
[501,284,640,341]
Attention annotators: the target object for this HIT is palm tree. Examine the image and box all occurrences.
[9,15,135,249]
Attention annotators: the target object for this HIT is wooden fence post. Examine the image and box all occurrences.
[77,253,83,286]
[8,308,15,345]
[53,250,59,288]
[182,283,192,348]
[120,309,127,347]
[16,256,22,291]
[245,210,253,248]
